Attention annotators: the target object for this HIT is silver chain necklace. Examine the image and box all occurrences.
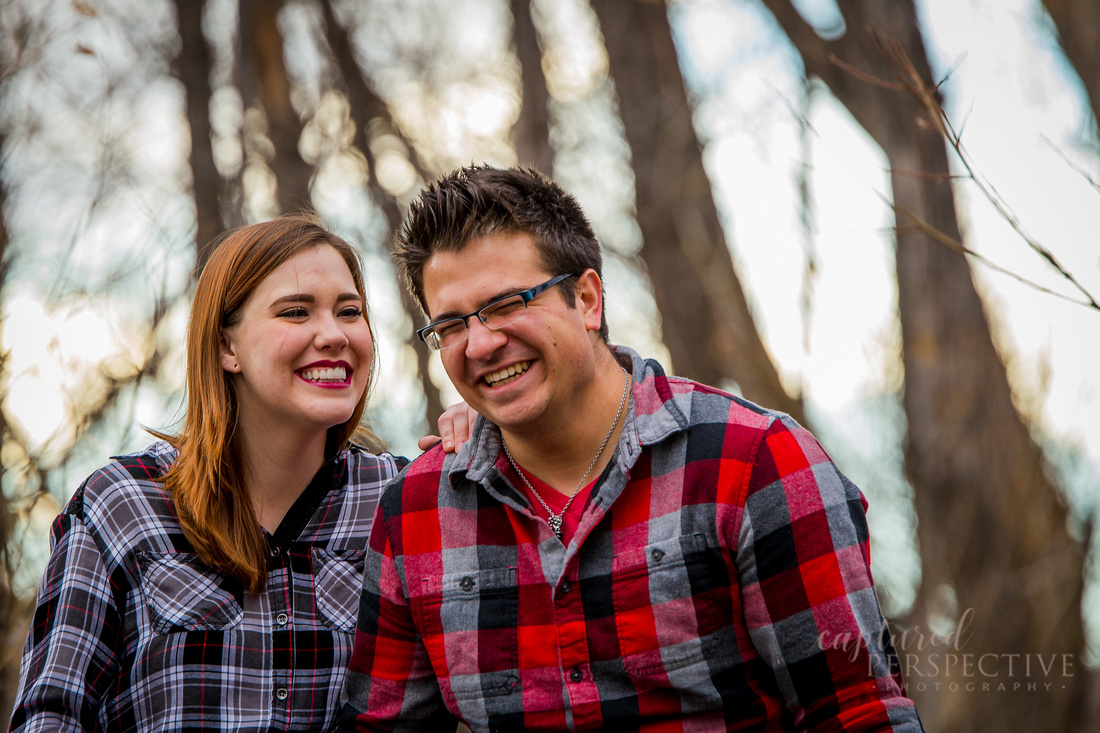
[501,365,630,539]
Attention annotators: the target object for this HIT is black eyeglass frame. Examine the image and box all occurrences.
[417,273,577,350]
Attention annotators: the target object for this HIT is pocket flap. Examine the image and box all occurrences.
[138,552,243,633]
[311,548,366,632]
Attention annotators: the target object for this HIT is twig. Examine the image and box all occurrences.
[888,194,1096,309]
[1040,134,1100,195]
[831,29,1100,312]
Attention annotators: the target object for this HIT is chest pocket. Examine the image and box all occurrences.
[311,548,365,632]
[138,552,243,633]
[612,532,727,677]
[420,567,520,705]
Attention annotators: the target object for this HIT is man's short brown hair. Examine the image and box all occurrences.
[394,165,609,340]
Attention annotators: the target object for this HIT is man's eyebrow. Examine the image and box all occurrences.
[430,285,526,321]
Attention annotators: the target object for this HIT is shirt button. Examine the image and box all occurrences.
[651,549,665,563]
[459,576,475,591]
[275,688,289,701]
[569,667,584,682]
[560,581,571,594]
[269,547,280,558]
[276,613,289,626]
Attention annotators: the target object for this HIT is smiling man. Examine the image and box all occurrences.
[338,166,923,732]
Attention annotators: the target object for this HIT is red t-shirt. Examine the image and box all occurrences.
[506,462,597,545]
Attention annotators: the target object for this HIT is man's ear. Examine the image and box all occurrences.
[575,269,604,333]
[220,331,241,373]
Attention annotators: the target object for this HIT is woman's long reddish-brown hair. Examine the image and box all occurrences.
[157,215,379,593]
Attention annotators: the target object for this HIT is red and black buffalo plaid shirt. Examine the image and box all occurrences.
[339,347,923,732]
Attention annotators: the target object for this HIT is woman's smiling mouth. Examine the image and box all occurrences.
[484,360,531,387]
[298,366,349,384]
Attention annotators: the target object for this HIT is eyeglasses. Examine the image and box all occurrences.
[417,273,576,351]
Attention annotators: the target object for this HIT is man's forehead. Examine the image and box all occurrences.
[422,233,546,313]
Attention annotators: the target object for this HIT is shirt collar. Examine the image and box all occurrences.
[269,449,346,546]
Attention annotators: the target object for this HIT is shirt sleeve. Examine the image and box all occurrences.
[736,416,923,732]
[337,496,457,732]
[10,511,123,733]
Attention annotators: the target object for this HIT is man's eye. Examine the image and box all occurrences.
[278,306,308,318]
[483,297,526,322]
[435,320,465,336]
[487,299,524,316]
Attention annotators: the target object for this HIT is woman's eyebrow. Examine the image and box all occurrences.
[269,293,314,307]
[268,292,363,307]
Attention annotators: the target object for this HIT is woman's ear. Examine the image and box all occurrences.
[220,331,241,373]
[575,269,604,333]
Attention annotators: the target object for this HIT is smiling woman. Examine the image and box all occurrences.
[219,243,376,521]
[7,215,466,732]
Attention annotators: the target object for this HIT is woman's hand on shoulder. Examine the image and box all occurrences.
[417,402,479,454]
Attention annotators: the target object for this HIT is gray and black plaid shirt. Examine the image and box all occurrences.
[11,440,403,732]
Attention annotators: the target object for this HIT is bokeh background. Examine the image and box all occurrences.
[1,0,1098,730]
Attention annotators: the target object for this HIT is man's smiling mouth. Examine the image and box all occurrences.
[484,361,531,387]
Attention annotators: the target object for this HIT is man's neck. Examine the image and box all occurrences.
[501,349,630,497]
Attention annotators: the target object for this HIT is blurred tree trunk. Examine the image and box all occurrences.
[1041,0,1100,130]
[320,0,444,429]
[172,0,225,271]
[588,0,806,425]
[510,0,553,173]
[239,0,313,214]
[761,1,1088,730]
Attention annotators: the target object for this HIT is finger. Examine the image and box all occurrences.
[437,411,456,453]
[451,408,473,449]
[418,435,442,451]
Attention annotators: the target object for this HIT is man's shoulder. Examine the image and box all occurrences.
[630,352,781,437]
[378,444,450,511]
[395,442,449,479]
[673,375,781,425]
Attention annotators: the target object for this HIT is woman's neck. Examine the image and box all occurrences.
[237,424,330,533]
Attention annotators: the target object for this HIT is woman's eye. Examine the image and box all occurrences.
[278,306,309,318]
[339,306,364,319]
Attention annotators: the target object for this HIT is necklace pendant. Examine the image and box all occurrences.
[548,514,563,538]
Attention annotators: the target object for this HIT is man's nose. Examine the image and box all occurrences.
[463,317,507,359]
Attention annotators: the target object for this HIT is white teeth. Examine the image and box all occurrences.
[301,366,347,382]
[484,361,531,386]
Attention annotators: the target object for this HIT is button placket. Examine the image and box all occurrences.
[555,566,592,700]
[266,544,293,718]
